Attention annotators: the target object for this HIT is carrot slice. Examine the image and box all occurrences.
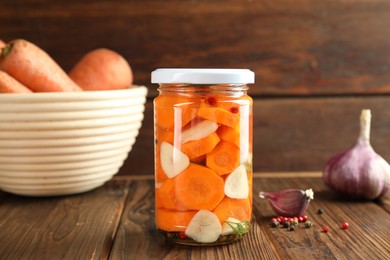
[213,197,252,224]
[156,208,196,232]
[217,125,240,147]
[206,141,240,175]
[175,163,224,211]
[198,104,239,129]
[181,132,220,160]
[155,178,186,210]
[154,94,198,129]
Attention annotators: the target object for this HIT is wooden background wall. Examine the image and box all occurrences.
[2,0,390,175]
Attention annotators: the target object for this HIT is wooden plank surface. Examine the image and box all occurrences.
[1,0,390,96]
[0,180,129,260]
[109,179,279,259]
[121,95,390,175]
[0,173,389,259]
[253,174,390,260]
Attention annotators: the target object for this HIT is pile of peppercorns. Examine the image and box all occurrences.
[271,214,312,231]
[270,208,349,232]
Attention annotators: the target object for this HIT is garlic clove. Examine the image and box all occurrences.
[323,109,390,199]
[259,188,314,217]
[185,210,222,243]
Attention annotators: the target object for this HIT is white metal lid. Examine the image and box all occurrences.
[151,69,255,84]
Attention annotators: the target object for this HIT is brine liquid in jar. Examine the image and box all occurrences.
[152,69,254,245]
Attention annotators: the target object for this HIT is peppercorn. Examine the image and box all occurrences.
[283,221,291,228]
[304,221,313,228]
[178,231,187,239]
[291,219,299,226]
[288,224,296,231]
[341,221,349,229]
[272,221,280,227]
[322,226,329,233]
[317,208,324,214]
[302,215,309,222]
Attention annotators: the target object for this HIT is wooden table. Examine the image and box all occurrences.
[0,172,389,259]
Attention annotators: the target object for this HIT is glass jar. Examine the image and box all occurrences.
[151,69,254,245]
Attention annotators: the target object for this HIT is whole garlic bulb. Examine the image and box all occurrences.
[323,109,390,199]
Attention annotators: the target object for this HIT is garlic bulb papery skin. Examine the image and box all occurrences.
[323,109,390,199]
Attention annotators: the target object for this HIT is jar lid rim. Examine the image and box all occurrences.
[151,68,255,84]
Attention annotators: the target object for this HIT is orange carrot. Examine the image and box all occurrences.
[156,208,196,232]
[198,104,239,129]
[217,125,240,147]
[155,178,186,210]
[213,197,252,224]
[174,163,224,210]
[0,71,32,93]
[181,132,220,160]
[0,39,82,92]
[69,48,133,91]
[154,94,198,129]
[206,141,240,175]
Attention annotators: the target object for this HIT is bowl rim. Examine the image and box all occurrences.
[0,85,148,102]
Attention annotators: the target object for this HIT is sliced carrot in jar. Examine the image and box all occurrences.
[198,105,239,129]
[217,125,240,148]
[182,132,220,160]
[156,208,197,232]
[213,197,252,224]
[206,141,240,175]
[155,178,187,210]
[174,163,224,211]
[154,94,198,130]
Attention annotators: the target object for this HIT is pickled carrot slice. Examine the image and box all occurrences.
[155,178,187,210]
[182,132,220,160]
[206,141,240,175]
[175,163,224,211]
[156,208,197,232]
[198,105,239,129]
[217,125,240,147]
[213,197,252,224]
[154,94,198,130]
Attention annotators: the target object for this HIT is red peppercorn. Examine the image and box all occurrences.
[276,217,283,223]
[302,215,309,222]
[271,218,277,223]
[288,218,294,223]
[298,216,304,223]
[230,107,239,113]
[206,97,217,106]
[341,221,349,229]
[322,226,329,233]
[179,231,187,239]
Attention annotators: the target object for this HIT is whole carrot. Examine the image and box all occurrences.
[69,48,133,91]
[0,71,32,93]
[0,39,82,92]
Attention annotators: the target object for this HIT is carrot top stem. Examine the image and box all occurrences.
[1,43,13,59]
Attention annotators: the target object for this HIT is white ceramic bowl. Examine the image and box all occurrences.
[0,86,147,196]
